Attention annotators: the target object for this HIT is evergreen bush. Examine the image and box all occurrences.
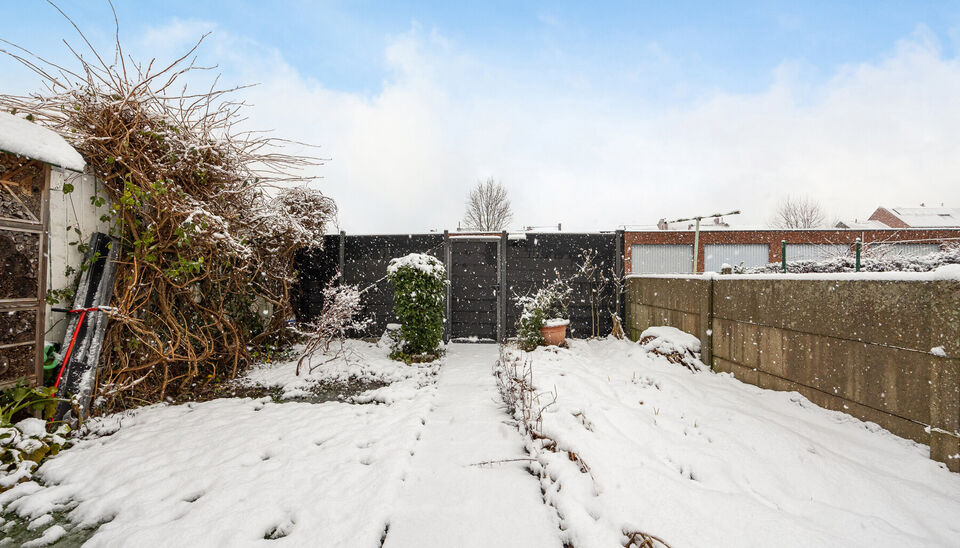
[387,253,446,360]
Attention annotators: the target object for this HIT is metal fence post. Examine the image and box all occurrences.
[615,229,625,324]
[781,240,786,273]
[498,230,507,342]
[338,230,346,279]
[443,230,451,343]
[855,238,861,272]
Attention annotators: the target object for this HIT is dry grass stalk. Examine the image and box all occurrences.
[624,531,672,548]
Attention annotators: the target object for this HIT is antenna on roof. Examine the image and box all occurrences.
[668,210,742,274]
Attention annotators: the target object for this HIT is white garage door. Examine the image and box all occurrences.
[631,244,693,274]
[704,244,769,272]
[786,244,850,261]
[873,243,941,257]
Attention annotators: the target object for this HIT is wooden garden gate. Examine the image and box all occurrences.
[446,236,502,341]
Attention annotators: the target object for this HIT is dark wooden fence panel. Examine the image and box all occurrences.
[504,233,618,338]
[296,233,444,336]
[295,232,623,341]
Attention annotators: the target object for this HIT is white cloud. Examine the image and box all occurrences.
[239,24,960,233]
[17,20,960,233]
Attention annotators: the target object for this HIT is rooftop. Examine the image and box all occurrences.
[885,206,960,228]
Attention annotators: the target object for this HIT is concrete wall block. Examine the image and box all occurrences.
[741,322,760,368]
[712,317,732,362]
[756,370,796,392]
[929,357,960,432]
[795,383,929,443]
[928,281,960,356]
[681,312,700,338]
[627,274,959,471]
[715,357,758,385]
[758,325,785,377]
[930,434,960,473]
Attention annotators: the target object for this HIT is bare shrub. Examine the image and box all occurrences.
[296,274,371,375]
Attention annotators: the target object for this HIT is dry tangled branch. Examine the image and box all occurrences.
[624,530,672,548]
[295,273,371,376]
[496,346,672,548]
[0,4,336,409]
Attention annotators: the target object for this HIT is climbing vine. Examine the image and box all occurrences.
[0,8,336,409]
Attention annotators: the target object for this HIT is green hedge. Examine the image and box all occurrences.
[387,254,446,358]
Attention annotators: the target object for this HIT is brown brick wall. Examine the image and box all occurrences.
[624,228,960,273]
[869,207,910,228]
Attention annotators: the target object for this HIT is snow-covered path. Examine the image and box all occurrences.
[384,344,562,548]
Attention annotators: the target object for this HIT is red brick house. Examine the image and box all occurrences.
[866,206,960,229]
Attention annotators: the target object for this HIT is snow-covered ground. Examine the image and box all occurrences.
[0,342,560,547]
[242,338,438,403]
[4,337,960,547]
[502,338,960,548]
[1,341,443,547]
[384,344,560,547]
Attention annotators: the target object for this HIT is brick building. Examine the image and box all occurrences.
[624,228,960,274]
[865,206,960,229]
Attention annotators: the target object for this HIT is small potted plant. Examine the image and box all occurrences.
[540,317,570,346]
[515,278,572,350]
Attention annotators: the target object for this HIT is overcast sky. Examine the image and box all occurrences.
[4,1,960,233]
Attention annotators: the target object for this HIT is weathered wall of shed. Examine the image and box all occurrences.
[45,168,112,343]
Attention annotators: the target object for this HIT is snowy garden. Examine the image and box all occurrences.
[4,327,960,546]
[3,246,960,546]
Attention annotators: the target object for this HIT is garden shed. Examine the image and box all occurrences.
[0,111,87,387]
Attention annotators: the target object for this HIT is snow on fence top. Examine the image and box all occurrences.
[387,253,445,278]
[0,111,85,172]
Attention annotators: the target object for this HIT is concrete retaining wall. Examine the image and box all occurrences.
[625,274,960,472]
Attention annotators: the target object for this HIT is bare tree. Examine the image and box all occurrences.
[462,178,513,231]
[772,196,826,228]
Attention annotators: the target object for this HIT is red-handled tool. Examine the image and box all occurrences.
[50,306,117,390]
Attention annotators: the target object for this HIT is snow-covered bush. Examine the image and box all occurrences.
[746,244,960,274]
[387,253,446,361]
[515,278,572,351]
[1,419,71,491]
[1,383,71,490]
[296,273,372,375]
[638,326,706,372]
[377,324,404,354]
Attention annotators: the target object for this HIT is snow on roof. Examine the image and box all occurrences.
[887,206,960,227]
[834,219,890,229]
[0,111,85,172]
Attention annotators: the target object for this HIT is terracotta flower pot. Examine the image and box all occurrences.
[540,320,569,346]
